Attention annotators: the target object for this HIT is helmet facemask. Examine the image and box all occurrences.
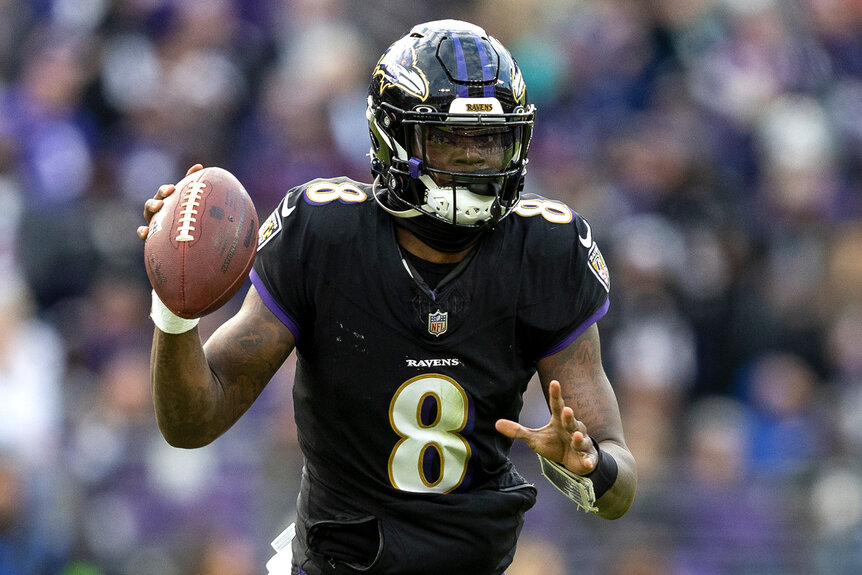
[370,99,534,228]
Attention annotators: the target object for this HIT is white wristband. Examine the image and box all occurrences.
[150,290,200,334]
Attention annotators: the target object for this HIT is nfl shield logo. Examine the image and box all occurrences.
[428,309,448,337]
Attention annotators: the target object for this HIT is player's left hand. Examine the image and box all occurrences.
[495,380,599,476]
[136,163,204,241]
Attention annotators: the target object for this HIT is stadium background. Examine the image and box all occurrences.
[1,0,861,573]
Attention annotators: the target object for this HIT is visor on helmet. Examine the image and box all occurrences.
[414,125,517,180]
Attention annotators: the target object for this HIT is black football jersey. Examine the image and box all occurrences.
[252,177,610,575]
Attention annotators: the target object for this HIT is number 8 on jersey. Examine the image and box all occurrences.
[387,375,472,494]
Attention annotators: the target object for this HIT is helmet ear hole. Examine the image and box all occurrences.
[387,172,405,193]
[376,108,398,131]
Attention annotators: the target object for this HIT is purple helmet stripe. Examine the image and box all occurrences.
[474,35,495,97]
[452,36,470,97]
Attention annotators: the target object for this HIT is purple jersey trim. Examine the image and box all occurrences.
[537,298,609,360]
[249,268,302,342]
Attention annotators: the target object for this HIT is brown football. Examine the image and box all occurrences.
[144,167,258,319]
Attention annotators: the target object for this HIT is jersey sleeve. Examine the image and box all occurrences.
[520,211,611,360]
[250,185,309,342]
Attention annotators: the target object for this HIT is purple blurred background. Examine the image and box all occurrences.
[0,0,861,573]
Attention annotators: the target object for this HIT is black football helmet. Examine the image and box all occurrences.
[367,20,535,235]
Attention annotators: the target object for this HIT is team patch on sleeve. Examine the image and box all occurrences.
[257,209,282,250]
[588,244,610,292]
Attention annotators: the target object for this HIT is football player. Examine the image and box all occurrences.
[138,20,636,575]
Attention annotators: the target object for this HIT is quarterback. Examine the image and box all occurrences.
[138,20,636,575]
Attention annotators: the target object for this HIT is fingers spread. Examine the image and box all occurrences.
[547,380,566,418]
[495,419,528,440]
[570,430,599,470]
[571,430,589,450]
[548,379,562,400]
[560,406,578,433]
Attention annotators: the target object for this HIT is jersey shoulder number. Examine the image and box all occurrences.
[512,195,610,294]
[257,179,370,250]
[513,196,573,224]
[303,179,368,205]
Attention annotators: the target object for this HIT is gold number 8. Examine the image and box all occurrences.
[305,181,367,204]
[387,374,471,494]
[514,198,573,224]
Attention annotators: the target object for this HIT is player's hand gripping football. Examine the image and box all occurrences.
[136,164,203,241]
[495,380,599,476]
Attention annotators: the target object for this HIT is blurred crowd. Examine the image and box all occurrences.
[0,0,860,573]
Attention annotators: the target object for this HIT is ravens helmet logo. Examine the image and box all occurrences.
[372,38,430,102]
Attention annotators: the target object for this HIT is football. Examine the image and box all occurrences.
[144,166,258,319]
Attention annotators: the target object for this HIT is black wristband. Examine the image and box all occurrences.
[583,439,618,500]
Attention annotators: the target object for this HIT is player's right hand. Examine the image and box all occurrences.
[136,163,204,241]
[495,379,599,476]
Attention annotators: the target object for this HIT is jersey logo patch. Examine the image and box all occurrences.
[428,309,448,337]
[588,244,610,293]
[257,209,282,250]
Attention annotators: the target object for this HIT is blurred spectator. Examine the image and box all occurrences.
[506,537,565,575]
[737,352,826,477]
[0,456,66,574]
[2,27,96,208]
[0,273,64,472]
[189,533,257,575]
[607,544,674,575]
[675,396,803,573]
[66,345,264,573]
[810,463,862,575]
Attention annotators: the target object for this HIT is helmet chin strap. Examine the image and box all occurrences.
[371,176,490,253]
[371,176,422,219]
